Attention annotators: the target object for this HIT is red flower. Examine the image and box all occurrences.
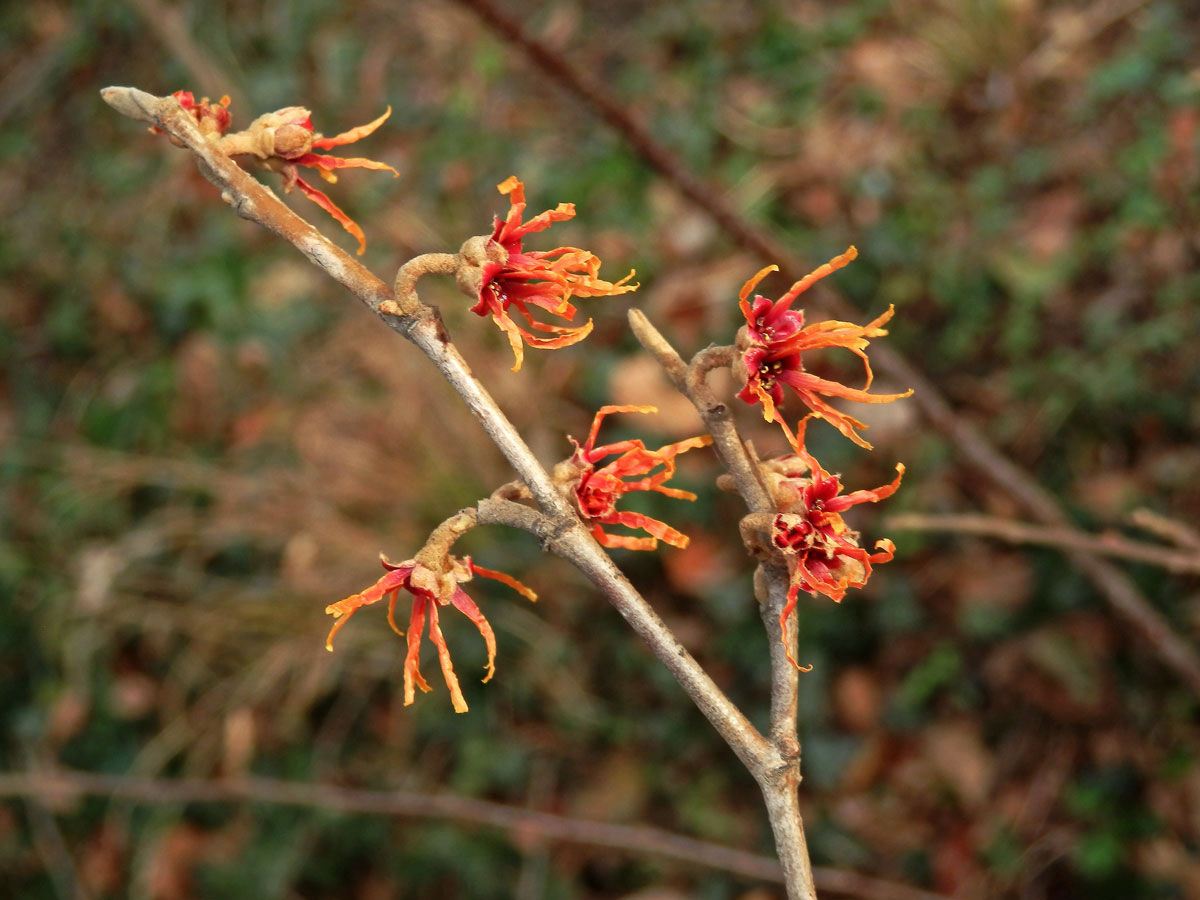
[156,91,398,255]
[556,405,712,551]
[735,247,912,449]
[472,176,638,371]
[764,420,903,669]
[325,554,535,713]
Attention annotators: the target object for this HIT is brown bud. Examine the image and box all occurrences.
[454,234,508,300]
[271,123,314,159]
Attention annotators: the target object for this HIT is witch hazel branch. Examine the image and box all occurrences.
[103,86,913,900]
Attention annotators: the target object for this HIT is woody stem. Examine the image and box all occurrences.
[414,509,480,571]
[394,253,460,315]
[629,309,813,899]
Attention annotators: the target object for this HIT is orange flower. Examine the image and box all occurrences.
[763,420,903,669]
[556,405,712,550]
[735,248,912,449]
[155,91,398,254]
[471,176,638,371]
[325,554,535,713]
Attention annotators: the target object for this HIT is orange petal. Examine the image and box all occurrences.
[295,153,399,177]
[311,106,392,148]
[425,602,469,713]
[592,525,660,552]
[778,246,857,305]
[739,264,779,303]
[778,584,814,672]
[449,587,499,682]
[490,308,528,372]
[293,176,367,255]
[584,405,658,450]
[403,597,432,706]
[470,564,538,603]
[605,510,691,549]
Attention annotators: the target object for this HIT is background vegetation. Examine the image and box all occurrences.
[2,0,1198,897]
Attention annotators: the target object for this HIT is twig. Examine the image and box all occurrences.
[0,18,79,130]
[124,0,248,112]
[1130,508,1200,553]
[0,769,952,900]
[629,308,810,896]
[453,0,1200,700]
[889,513,1200,576]
[628,314,801,742]
[1022,0,1154,80]
[628,314,771,514]
[449,0,796,271]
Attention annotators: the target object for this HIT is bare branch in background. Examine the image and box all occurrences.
[890,512,1200,575]
[0,769,953,900]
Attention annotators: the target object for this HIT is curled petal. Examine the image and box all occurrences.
[470,564,538,603]
[312,106,392,149]
[494,176,575,241]
[290,153,400,177]
[790,419,905,502]
[487,305,594,372]
[869,538,896,563]
[449,588,498,683]
[778,584,815,672]
[293,175,368,255]
[833,465,905,511]
[425,602,469,713]
[606,510,692,549]
[591,525,660,552]
[739,264,779,306]
[324,563,413,650]
[584,405,658,450]
[403,596,433,706]
[775,246,858,310]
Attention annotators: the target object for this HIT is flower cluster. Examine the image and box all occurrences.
[555,405,712,551]
[735,247,912,450]
[157,91,398,254]
[760,420,903,668]
[325,553,535,713]
[729,252,911,668]
[471,177,638,371]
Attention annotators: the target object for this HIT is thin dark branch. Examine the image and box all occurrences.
[889,513,1200,576]
[0,769,952,900]
[125,0,248,111]
[449,0,796,271]
[1129,508,1200,553]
